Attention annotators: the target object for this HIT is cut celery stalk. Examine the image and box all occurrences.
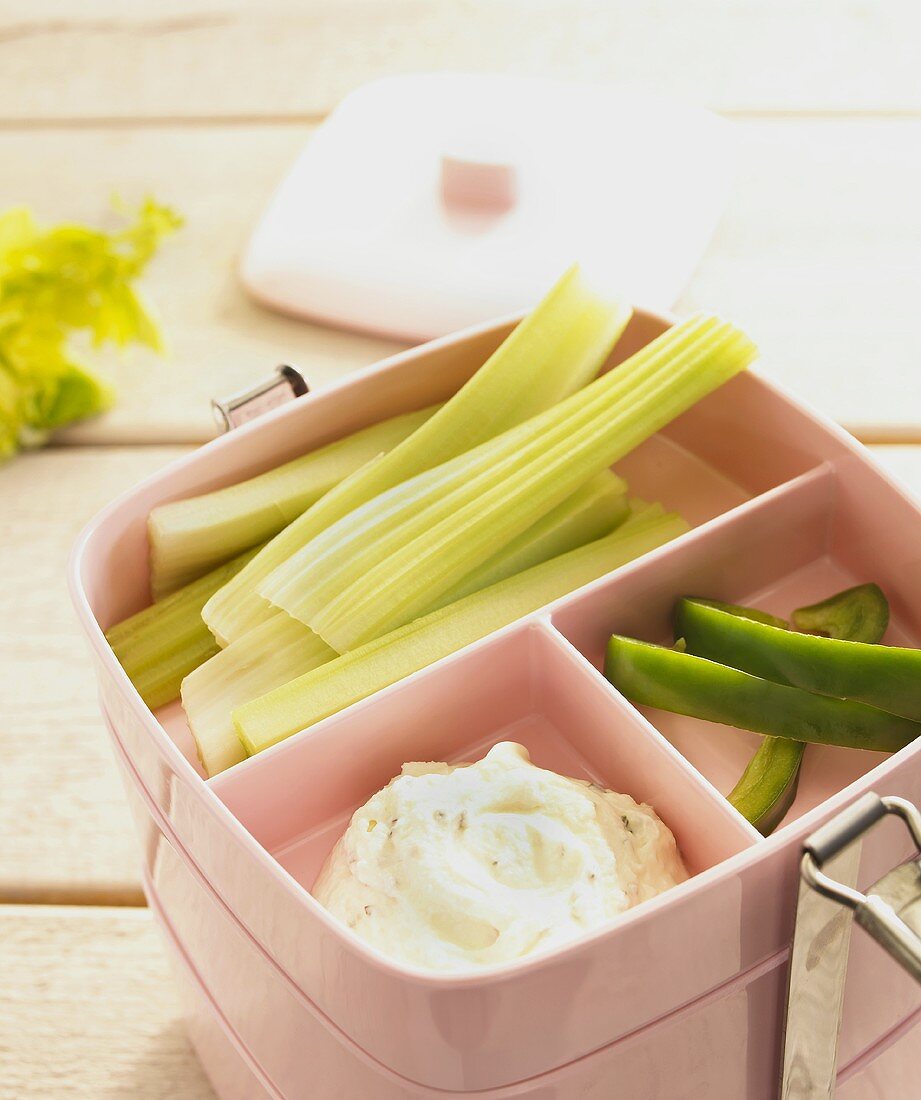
[625,500,665,525]
[149,404,437,598]
[184,472,628,774]
[271,315,757,652]
[259,317,708,628]
[182,617,336,775]
[201,265,634,645]
[262,315,740,639]
[437,470,628,604]
[234,511,689,755]
[105,545,262,710]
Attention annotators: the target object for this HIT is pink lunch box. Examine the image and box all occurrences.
[69,307,921,1098]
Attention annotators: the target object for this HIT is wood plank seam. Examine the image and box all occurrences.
[3,109,921,132]
[0,884,146,907]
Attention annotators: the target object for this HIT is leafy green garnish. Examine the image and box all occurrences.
[0,198,181,459]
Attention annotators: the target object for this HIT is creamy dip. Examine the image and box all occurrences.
[313,741,688,972]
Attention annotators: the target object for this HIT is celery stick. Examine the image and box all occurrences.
[261,316,708,626]
[234,511,688,755]
[182,617,337,775]
[627,496,660,517]
[184,473,627,774]
[280,316,756,652]
[106,545,262,709]
[316,318,751,646]
[438,470,628,604]
[614,500,667,528]
[149,404,437,598]
[201,266,634,645]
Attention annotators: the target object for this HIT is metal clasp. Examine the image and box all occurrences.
[212,364,309,432]
[781,793,921,1099]
[802,794,921,983]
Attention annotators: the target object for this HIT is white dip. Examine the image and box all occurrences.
[313,741,688,972]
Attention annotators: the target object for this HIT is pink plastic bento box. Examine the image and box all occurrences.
[70,308,921,1098]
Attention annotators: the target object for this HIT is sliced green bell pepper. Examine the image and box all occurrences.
[685,589,890,834]
[682,598,788,630]
[670,598,801,833]
[727,735,805,835]
[674,598,921,722]
[603,635,921,754]
[791,583,889,642]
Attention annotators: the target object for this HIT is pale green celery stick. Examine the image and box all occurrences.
[614,502,666,528]
[626,496,658,516]
[287,317,756,652]
[182,617,337,775]
[105,545,262,710]
[183,472,627,774]
[201,265,634,644]
[262,317,708,625]
[149,404,438,598]
[234,511,689,755]
[437,470,628,605]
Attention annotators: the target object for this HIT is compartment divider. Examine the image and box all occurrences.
[529,618,763,852]
[205,616,543,791]
[716,458,838,536]
[210,614,758,905]
[550,460,837,660]
[207,461,836,830]
[207,462,835,795]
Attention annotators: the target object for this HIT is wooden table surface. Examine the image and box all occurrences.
[2,3,921,1095]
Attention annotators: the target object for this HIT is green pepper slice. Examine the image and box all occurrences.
[603,635,921,754]
[672,598,800,832]
[687,588,889,835]
[727,736,805,835]
[678,598,789,631]
[791,583,889,643]
[674,598,921,722]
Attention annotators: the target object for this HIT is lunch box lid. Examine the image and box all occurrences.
[240,74,734,341]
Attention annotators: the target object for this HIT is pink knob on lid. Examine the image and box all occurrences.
[440,153,518,213]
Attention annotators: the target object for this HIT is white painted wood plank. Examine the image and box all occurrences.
[0,446,188,903]
[0,905,214,1099]
[681,120,921,438]
[0,1,918,120]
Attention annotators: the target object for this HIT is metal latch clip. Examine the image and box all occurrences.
[212,364,309,432]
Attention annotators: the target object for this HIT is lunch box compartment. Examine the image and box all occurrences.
[77,311,828,781]
[146,778,785,1100]
[211,621,756,892]
[152,372,807,777]
[551,458,921,830]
